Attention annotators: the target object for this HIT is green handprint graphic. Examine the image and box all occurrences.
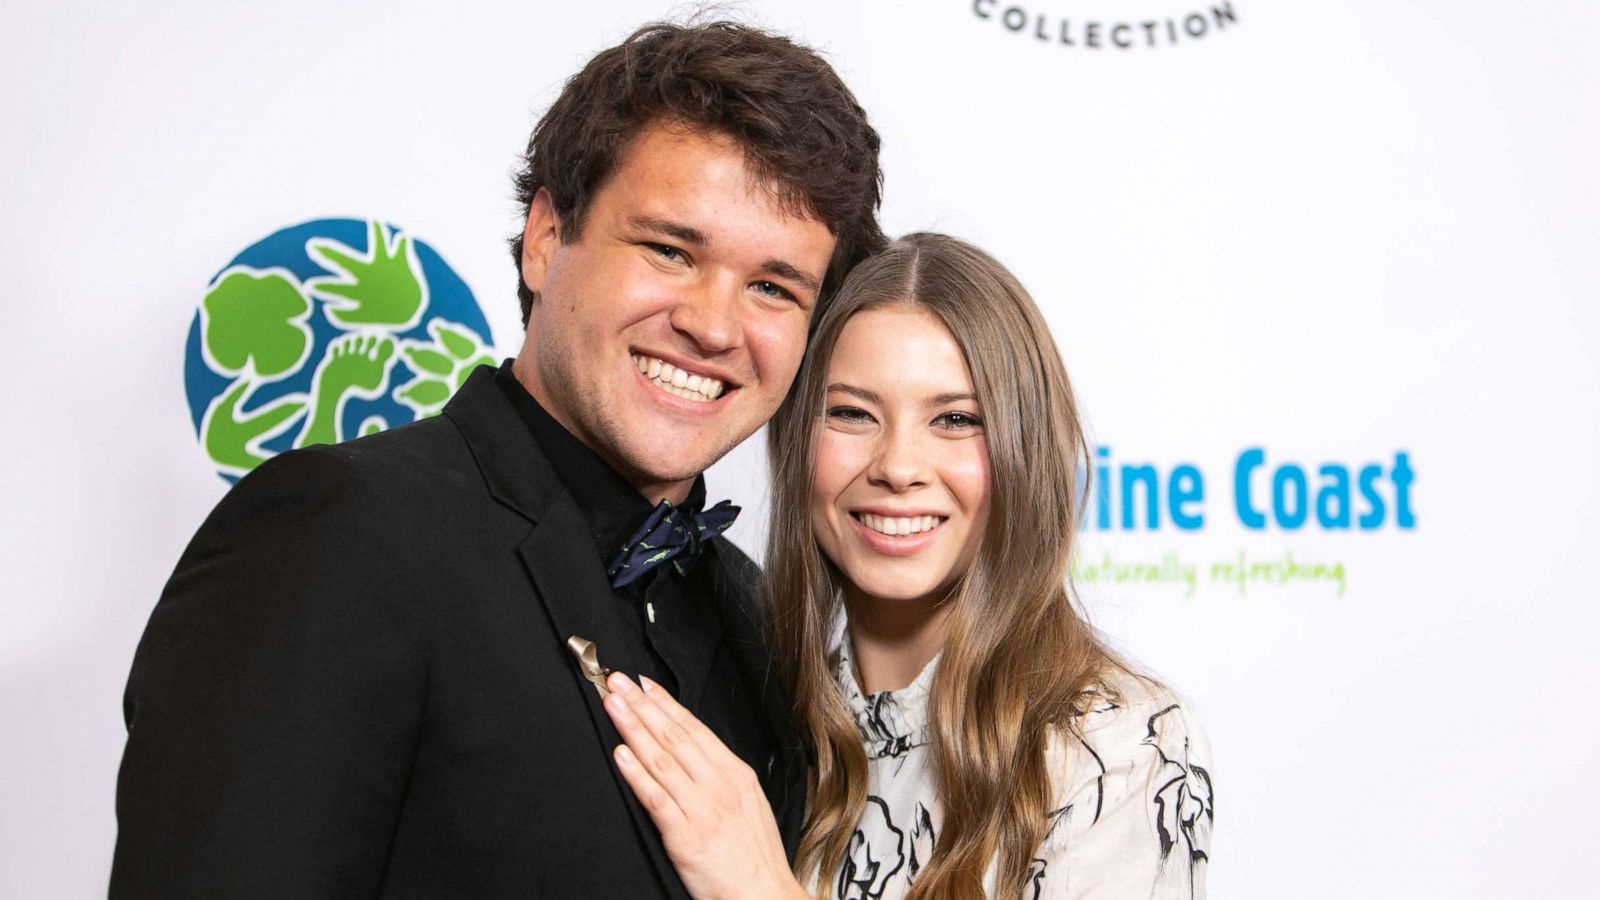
[394,319,497,418]
[187,217,496,483]
[202,379,308,473]
[202,267,312,378]
[305,221,426,329]
[296,333,397,448]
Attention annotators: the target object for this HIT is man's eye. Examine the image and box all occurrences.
[647,243,685,263]
[933,411,983,431]
[752,280,796,302]
[827,406,874,424]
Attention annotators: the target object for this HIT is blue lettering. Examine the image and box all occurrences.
[1095,445,1112,530]
[1234,447,1266,529]
[1316,464,1351,529]
[1393,451,1416,528]
[1170,464,1205,529]
[1273,463,1308,530]
[1357,464,1386,529]
[1121,464,1160,529]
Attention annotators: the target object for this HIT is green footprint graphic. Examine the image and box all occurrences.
[202,267,312,378]
[305,221,426,329]
[296,334,397,448]
[394,319,497,418]
[202,378,307,473]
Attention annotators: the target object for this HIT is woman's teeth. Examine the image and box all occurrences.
[633,354,724,403]
[857,513,945,536]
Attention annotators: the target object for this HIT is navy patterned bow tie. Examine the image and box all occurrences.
[606,498,741,588]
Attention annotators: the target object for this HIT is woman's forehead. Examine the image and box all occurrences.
[826,306,975,399]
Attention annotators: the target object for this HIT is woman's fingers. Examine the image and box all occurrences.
[640,675,750,771]
[606,675,804,900]
[613,744,687,830]
[604,674,716,804]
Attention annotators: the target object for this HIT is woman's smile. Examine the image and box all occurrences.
[847,509,949,557]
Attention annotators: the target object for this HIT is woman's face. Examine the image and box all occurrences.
[810,305,992,610]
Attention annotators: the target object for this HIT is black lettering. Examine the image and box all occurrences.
[1003,7,1027,31]
[1086,21,1101,48]
[1142,21,1159,46]
[1213,3,1238,27]
[1186,13,1208,37]
[1035,13,1050,40]
[1059,18,1075,45]
[1166,18,1178,43]
[1112,23,1132,48]
[972,0,996,19]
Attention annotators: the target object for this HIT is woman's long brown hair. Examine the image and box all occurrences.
[766,233,1121,899]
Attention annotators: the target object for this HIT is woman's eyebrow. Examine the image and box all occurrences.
[826,383,878,403]
[827,384,977,406]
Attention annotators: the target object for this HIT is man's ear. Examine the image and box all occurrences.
[521,187,563,298]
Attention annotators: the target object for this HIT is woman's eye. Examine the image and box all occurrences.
[826,406,874,425]
[933,411,983,431]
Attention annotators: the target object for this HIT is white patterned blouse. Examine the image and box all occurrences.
[823,629,1213,900]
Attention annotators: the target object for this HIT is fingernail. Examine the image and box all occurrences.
[608,672,635,694]
[615,744,636,766]
[640,676,658,693]
[605,694,630,717]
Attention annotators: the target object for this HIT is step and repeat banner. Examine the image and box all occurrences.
[4,2,1597,896]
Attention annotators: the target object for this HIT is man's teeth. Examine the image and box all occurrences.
[858,513,945,536]
[633,354,725,402]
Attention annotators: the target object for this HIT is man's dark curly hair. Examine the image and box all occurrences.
[509,20,886,326]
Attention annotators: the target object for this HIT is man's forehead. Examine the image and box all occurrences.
[606,123,826,230]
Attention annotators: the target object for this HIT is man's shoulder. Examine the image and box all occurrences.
[239,414,475,502]
[309,413,473,480]
[196,415,493,561]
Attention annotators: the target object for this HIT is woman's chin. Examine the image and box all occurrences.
[840,567,952,609]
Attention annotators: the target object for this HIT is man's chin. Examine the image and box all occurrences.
[620,443,732,495]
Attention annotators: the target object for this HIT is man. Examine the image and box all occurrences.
[113,21,884,898]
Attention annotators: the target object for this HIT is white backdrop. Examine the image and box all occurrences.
[5,1,1599,896]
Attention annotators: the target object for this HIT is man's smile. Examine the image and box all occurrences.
[630,352,733,403]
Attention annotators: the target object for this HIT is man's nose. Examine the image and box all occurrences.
[668,277,743,355]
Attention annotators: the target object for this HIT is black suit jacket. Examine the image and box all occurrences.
[113,368,806,899]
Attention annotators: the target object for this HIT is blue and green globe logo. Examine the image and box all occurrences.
[184,218,496,481]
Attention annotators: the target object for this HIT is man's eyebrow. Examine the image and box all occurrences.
[628,215,708,246]
[826,383,878,403]
[627,217,820,295]
[761,259,822,297]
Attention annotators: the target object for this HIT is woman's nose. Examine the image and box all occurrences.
[867,428,930,492]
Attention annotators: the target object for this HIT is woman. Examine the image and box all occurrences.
[601,233,1213,899]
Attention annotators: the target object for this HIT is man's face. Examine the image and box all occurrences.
[515,124,836,502]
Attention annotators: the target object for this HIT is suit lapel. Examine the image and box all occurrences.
[517,500,691,899]
[444,367,692,899]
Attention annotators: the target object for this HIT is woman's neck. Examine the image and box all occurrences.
[843,586,953,695]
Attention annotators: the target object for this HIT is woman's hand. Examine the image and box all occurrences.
[603,673,809,900]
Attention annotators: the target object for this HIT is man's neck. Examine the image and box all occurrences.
[511,355,693,506]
